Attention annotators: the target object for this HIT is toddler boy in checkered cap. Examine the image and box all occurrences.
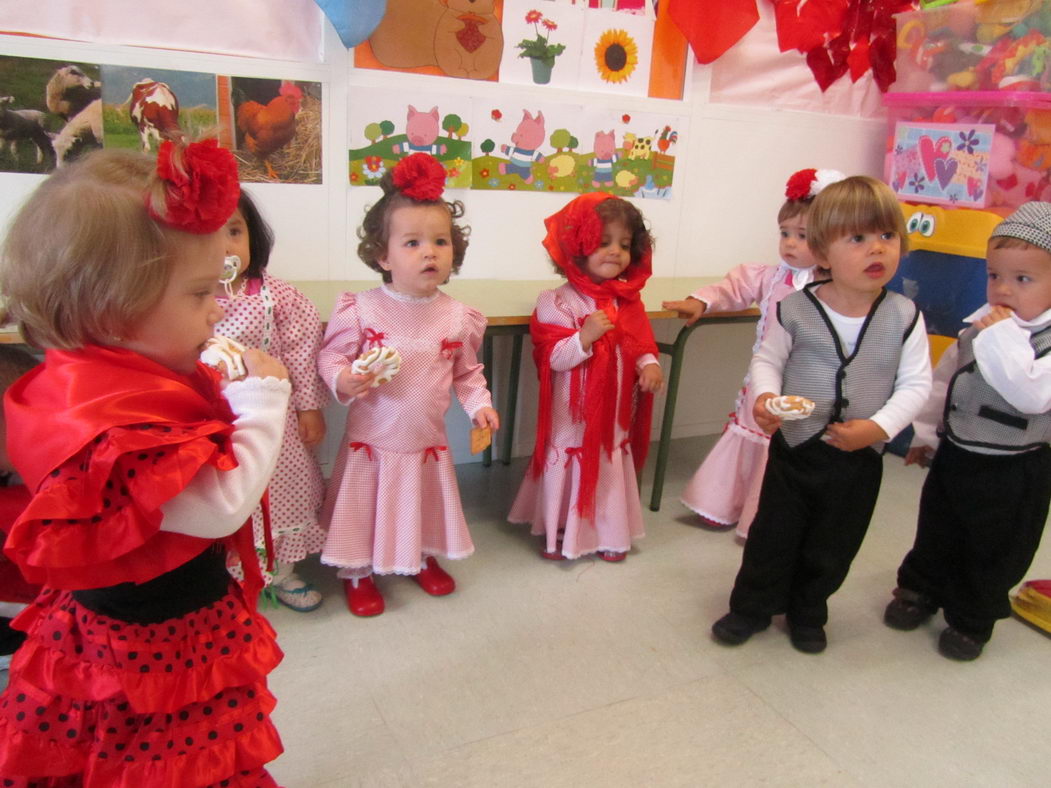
[883,201,1051,661]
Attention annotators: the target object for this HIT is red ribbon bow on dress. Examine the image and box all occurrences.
[422,446,447,463]
[440,339,462,359]
[363,328,385,349]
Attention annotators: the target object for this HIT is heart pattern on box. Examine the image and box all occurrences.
[918,135,953,181]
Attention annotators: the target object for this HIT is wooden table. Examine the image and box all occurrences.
[2,278,759,511]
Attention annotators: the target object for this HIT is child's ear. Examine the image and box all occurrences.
[377,254,391,271]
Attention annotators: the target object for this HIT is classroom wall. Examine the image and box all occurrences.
[0,9,887,469]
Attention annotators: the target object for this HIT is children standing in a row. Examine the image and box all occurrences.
[664,168,844,538]
[509,192,663,561]
[319,154,499,617]
[884,201,1051,661]
[217,190,329,612]
[711,176,932,654]
[0,143,288,785]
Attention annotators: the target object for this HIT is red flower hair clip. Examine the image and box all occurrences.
[392,153,447,201]
[148,139,240,234]
[785,168,847,201]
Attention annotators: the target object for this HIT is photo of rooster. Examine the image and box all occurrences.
[223,77,322,184]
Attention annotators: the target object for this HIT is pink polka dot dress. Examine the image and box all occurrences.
[317,286,492,578]
[216,273,328,570]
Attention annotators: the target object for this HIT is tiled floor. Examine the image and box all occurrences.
[262,436,1051,787]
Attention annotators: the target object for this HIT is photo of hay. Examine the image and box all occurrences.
[0,55,102,174]
[101,65,217,153]
[219,76,322,184]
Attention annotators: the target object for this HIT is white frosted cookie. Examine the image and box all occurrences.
[765,395,815,420]
[351,345,402,387]
[200,335,247,380]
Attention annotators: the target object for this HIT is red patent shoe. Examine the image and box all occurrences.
[344,576,384,617]
[414,556,456,596]
[597,550,626,562]
[540,548,566,560]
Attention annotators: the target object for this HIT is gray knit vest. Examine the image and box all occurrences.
[778,285,919,448]
[943,323,1051,452]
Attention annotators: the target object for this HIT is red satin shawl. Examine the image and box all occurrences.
[2,345,250,591]
[530,193,657,519]
[0,485,38,604]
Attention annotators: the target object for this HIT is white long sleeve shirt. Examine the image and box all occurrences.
[912,305,1051,451]
[159,376,290,538]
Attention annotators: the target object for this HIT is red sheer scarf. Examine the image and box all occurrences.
[3,345,266,603]
[529,193,657,520]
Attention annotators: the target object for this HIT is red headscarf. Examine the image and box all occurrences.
[529,192,658,520]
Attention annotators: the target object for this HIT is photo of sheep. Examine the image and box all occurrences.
[101,65,218,153]
[0,55,102,174]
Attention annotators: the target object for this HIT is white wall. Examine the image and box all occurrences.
[0,16,887,467]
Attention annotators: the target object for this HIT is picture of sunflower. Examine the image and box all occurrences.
[594,29,638,84]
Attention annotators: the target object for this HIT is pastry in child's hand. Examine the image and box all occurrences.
[351,346,402,387]
[200,335,247,380]
[765,395,815,420]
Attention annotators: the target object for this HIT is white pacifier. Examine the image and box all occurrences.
[219,255,241,300]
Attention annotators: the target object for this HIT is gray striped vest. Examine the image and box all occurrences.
[942,322,1051,452]
[778,285,919,448]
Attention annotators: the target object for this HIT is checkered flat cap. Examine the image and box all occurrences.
[991,201,1051,255]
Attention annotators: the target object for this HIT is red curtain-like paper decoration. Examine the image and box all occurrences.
[668,0,759,64]
[771,0,916,92]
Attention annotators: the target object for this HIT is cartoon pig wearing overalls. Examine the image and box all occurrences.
[499,110,545,184]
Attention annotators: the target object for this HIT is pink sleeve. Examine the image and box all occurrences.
[317,293,361,404]
[538,289,592,373]
[271,278,328,412]
[451,305,494,419]
[690,264,775,313]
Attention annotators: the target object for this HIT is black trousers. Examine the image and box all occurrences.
[897,440,1051,642]
[729,431,883,628]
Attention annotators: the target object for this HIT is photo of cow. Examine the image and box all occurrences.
[100,65,217,153]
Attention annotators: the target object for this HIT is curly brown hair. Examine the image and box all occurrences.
[559,196,654,275]
[357,170,469,283]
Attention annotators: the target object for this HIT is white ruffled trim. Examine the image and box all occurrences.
[381,283,440,304]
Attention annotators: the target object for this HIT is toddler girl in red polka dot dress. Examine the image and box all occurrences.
[0,142,290,787]
[216,190,328,613]
[317,154,499,617]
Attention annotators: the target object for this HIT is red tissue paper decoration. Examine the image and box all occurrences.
[392,153,447,201]
[771,0,916,93]
[668,0,760,65]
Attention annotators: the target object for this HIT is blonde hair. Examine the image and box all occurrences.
[806,176,908,261]
[0,148,183,349]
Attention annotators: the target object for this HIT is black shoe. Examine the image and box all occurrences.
[711,612,769,646]
[883,588,937,631]
[788,622,827,654]
[938,627,984,661]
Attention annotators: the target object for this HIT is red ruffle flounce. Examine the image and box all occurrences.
[0,587,284,787]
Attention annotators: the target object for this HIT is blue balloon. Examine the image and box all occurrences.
[315,0,387,48]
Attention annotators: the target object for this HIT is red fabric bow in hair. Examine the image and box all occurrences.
[393,153,447,201]
[149,139,241,234]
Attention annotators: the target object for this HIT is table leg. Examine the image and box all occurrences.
[501,333,523,465]
[650,322,698,511]
[482,332,494,467]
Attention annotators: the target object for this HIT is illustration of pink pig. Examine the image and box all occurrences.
[393,105,448,156]
[591,130,618,187]
[499,110,545,184]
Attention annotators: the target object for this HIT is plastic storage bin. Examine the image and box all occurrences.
[884,90,1051,215]
[893,0,1051,93]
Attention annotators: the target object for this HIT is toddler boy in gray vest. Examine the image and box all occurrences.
[884,201,1051,660]
[711,175,932,655]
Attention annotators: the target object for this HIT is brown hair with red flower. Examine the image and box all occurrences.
[546,193,653,276]
[357,153,469,283]
[145,138,241,234]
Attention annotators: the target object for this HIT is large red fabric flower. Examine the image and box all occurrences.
[150,139,240,234]
[393,153,447,201]
[545,192,606,268]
